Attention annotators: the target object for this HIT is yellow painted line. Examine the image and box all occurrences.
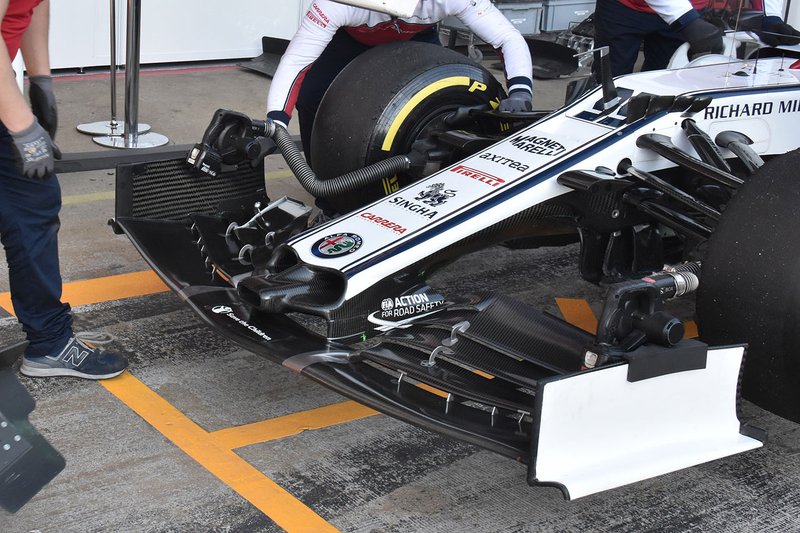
[210,401,378,450]
[381,76,471,151]
[62,191,116,206]
[0,270,167,317]
[556,297,598,334]
[102,372,339,533]
[265,169,296,181]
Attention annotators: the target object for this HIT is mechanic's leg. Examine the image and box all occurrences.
[0,126,72,358]
[296,29,370,218]
[410,27,442,45]
[592,0,647,76]
[641,27,687,71]
[296,29,371,164]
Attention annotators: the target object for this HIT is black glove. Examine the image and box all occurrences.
[28,75,58,140]
[680,17,724,60]
[759,16,800,47]
[498,92,532,113]
[10,118,59,180]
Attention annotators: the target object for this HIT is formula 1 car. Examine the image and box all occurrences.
[114,32,800,498]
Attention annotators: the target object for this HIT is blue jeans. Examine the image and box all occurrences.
[0,124,72,357]
[593,0,686,76]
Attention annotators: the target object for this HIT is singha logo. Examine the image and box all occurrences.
[414,183,456,207]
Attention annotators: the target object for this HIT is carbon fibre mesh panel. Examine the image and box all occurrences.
[116,157,265,221]
[457,294,590,373]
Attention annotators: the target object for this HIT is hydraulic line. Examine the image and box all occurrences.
[268,120,412,199]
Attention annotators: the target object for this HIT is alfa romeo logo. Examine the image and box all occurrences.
[212,305,233,314]
[312,233,363,258]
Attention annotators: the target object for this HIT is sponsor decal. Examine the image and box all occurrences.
[452,164,507,187]
[312,233,363,258]
[360,212,407,234]
[382,175,400,195]
[508,134,566,157]
[414,183,456,207]
[306,2,329,28]
[209,306,272,341]
[779,98,800,113]
[477,152,529,173]
[388,196,439,219]
[368,293,446,331]
[703,101,774,120]
[56,345,89,366]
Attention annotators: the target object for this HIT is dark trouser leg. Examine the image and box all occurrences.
[296,29,371,165]
[641,27,686,71]
[593,0,677,76]
[0,126,72,357]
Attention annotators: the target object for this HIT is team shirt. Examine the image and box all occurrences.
[619,0,783,25]
[267,0,534,125]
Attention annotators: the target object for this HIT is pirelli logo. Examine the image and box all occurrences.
[451,165,506,187]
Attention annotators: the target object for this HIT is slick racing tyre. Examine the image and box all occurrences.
[697,148,800,423]
[311,41,505,214]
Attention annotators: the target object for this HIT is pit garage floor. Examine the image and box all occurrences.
[2,54,800,533]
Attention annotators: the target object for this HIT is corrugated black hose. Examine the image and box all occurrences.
[269,120,412,199]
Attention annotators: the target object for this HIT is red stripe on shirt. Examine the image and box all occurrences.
[345,21,436,46]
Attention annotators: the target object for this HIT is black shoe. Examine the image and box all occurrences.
[20,336,128,380]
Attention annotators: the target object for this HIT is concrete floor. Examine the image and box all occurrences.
[1,50,800,533]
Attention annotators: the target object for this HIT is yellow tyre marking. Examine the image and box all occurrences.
[381,76,472,152]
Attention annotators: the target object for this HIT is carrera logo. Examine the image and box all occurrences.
[312,233,363,258]
[312,2,329,23]
[508,134,566,157]
[451,165,506,187]
[306,3,329,28]
[360,212,407,234]
[478,152,529,173]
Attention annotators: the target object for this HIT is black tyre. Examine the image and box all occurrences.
[311,41,505,214]
[697,148,800,422]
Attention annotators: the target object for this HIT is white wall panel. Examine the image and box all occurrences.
[49,0,313,70]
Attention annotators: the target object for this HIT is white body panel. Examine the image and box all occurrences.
[288,58,800,300]
[533,346,763,499]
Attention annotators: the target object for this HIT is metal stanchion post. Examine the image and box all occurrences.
[77,0,150,136]
[95,0,168,148]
